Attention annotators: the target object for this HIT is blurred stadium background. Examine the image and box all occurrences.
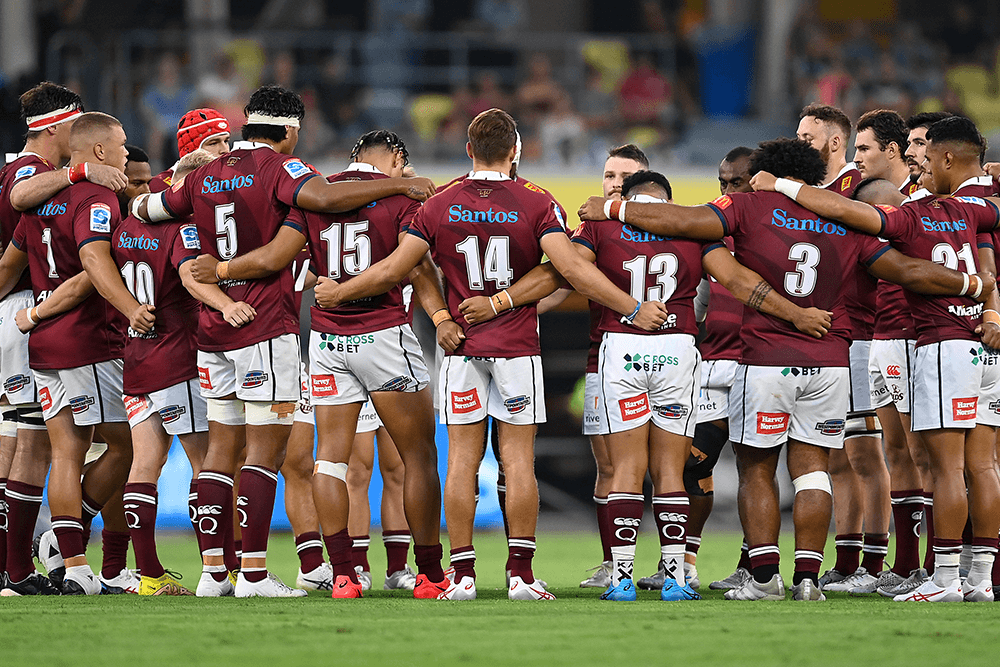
[3,0,1000,530]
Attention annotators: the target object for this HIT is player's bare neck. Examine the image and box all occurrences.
[470,159,512,176]
[825,156,847,183]
[25,137,67,168]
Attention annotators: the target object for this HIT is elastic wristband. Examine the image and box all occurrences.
[27,307,39,325]
[961,273,970,296]
[604,199,614,220]
[972,275,984,299]
[617,200,628,223]
[489,297,498,315]
[624,302,641,322]
[500,290,514,310]
[984,309,1000,326]
[431,308,453,327]
[608,200,622,221]
[216,261,230,281]
[68,162,88,184]
[774,178,803,201]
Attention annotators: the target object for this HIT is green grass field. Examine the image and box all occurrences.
[1,530,996,667]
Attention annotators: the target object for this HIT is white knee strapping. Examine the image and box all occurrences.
[16,405,46,431]
[314,460,348,481]
[1,409,17,438]
[845,414,881,439]
[245,401,295,426]
[206,398,246,426]
[792,470,832,495]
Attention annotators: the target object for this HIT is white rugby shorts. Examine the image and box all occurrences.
[910,340,989,431]
[197,333,301,402]
[123,377,207,435]
[729,364,850,449]
[35,358,128,426]
[848,340,874,414]
[0,290,37,405]
[582,372,607,436]
[869,338,915,413]
[597,332,700,437]
[309,325,429,406]
[439,354,545,426]
[293,362,313,424]
[356,400,382,434]
[977,345,1000,426]
[697,358,738,425]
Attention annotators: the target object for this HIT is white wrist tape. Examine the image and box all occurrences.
[961,273,971,296]
[314,460,348,482]
[971,274,984,299]
[146,192,169,221]
[774,178,803,201]
[792,470,832,495]
[604,199,614,220]
[617,200,627,223]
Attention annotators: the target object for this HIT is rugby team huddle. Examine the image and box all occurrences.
[0,79,998,604]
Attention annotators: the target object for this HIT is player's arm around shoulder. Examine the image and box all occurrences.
[577,196,725,240]
[751,171,883,235]
[18,271,95,333]
[295,174,435,213]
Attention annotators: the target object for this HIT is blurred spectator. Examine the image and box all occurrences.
[618,53,674,128]
[840,21,878,69]
[473,0,526,39]
[516,54,567,120]
[935,2,989,64]
[196,51,246,132]
[577,65,617,136]
[862,52,912,116]
[469,72,511,117]
[539,91,586,166]
[140,52,196,169]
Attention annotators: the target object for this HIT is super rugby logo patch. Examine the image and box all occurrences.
[3,374,30,394]
[242,371,269,389]
[89,203,112,233]
[14,165,36,181]
[283,159,311,179]
[180,224,201,250]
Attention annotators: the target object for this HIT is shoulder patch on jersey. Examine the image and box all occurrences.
[89,203,112,233]
[163,175,172,185]
[552,201,565,226]
[710,195,732,210]
[874,204,898,214]
[13,165,36,181]
[283,158,312,179]
[522,181,545,193]
[955,196,986,207]
[841,175,853,191]
[180,224,201,250]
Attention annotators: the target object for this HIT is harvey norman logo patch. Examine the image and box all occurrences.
[451,388,481,414]
[952,397,977,421]
[756,412,789,434]
[619,394,650,421]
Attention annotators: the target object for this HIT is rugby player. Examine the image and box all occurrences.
[0,112,136,595]
[132,86,437,598]
[578,137,995,601]
[314,109,675,601]
[750,116,1000,601]
[796,104,861,196]
[148,108,231,193]
[188,129,449,599]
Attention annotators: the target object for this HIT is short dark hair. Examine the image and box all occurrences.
[622,170,672,201]
[69,111,122,143]
[351,129,409,166]
[800,103,852,140]
[723,146,754,163]
[125,144,149,164]
[925,116,987,156]
[242,84,305,143]
[856,109,908,152]
[467,108,517,164]
[749,138,827,186]
[608,144,649,168]
[906,111,953,131]
[19,81,84,140]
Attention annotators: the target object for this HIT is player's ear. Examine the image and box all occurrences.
[466,142,474,160]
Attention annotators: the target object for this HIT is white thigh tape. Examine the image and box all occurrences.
[314,460,348,482]
[206,398,246,426]
[792,470,832,495]
[245,401,295,426]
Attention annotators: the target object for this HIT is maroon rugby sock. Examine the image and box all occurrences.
[237,465,278,583]
[123,483,164,578]
[4,480,44,582]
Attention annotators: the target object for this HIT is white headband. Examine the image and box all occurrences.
[26,105,83,131]
[246,112,300,128]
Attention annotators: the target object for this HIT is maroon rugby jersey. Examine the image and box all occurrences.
[11,181,126,370]
[569,222,605,373]
[407,171,566,357]
[147,168,173,194]
[161,141,319,351]
[573,219,708,337]
[1,153,54,295]
[823,163,862,198]
[296,164,420,335]
[705,192,887,367]
[874,180,924,340]
[112,214,201,395]
[875,191,1000,345]
[290,247,311,316]
[700,239,742,361]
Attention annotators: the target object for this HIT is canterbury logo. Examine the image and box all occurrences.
[657,512,688,523]
[613,517,640,527]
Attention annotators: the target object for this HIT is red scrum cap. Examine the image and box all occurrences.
[177,108,229,157]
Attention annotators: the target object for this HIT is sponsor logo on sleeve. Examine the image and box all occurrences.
[618,394,651,421]
[69,395,95,414]
[123,395,148,421]
[451,388,482,414]
[39,387,52,411]
[504,395,531,414]
[840,175,853,192]
[13,166,36,181]
[552,201,566,227]
[710,195,732,210]
[756,411,790,434]
[158,405,186,424]
[311,374,338,397]
[955,196,986,207]
[241,370,269,389]
[522,181,545,194]
[952,397,978,421]
[283,159,312,179]
[180,224,201,250]
[89,203,112,233]
[197,366,212,390]
[815,418,845,436]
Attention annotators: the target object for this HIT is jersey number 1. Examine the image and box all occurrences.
[456,236,513,290]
